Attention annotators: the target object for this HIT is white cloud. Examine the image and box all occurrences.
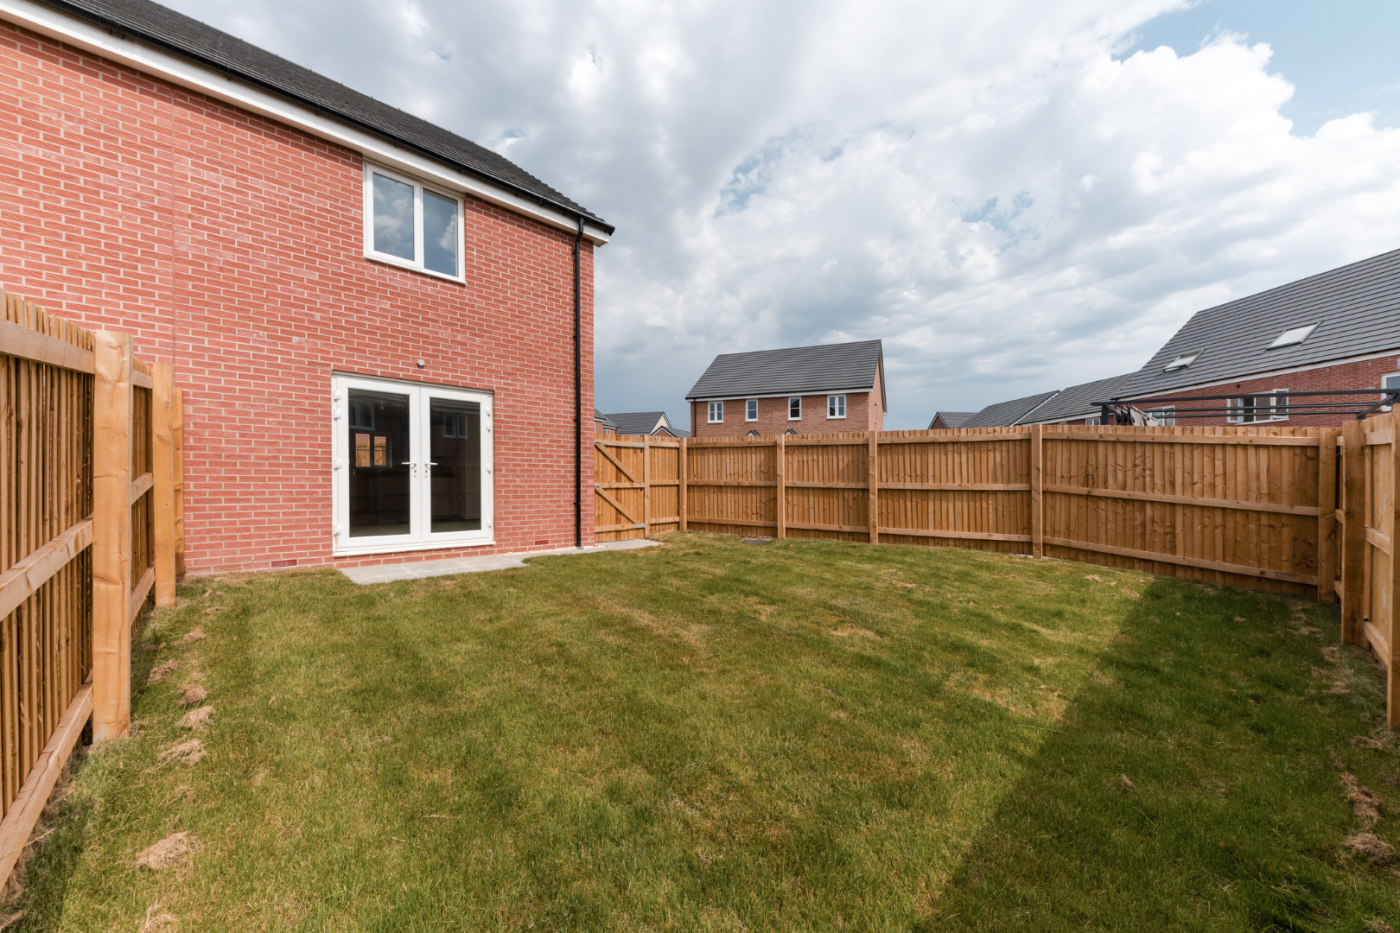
[165,0,1400,427]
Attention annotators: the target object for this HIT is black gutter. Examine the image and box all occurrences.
[36,0,615,235]
[573,217,584,548]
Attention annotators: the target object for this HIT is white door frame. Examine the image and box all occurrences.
[331,373,494,557]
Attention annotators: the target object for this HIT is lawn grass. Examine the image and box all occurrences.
[10,534,1400,931]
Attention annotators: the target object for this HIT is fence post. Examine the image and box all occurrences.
[1389,412,1400,725]
[678,438,687,532]
[153,364,176,606]
[1317,427,1340,603]
[92,332,133,742]
[775,435,786,540]
[1341,419,1366,646]
[642,435,651,537]
[1030,424,1044,558]
[867,431,879,545]
[173,387,185,578]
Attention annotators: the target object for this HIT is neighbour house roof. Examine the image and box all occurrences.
[1119,246,1400,402]
[604,412,673,436]
[594,410,618,430]
[1023,373,1138,423]
[686,340,885,408]
[32,0,611,233]
[928,411,976,429]
[959,391,1060,428]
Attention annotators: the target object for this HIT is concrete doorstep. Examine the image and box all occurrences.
[339,538,660,585]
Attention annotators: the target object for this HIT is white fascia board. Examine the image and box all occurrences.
[0,0,609,245]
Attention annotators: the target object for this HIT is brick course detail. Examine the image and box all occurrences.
[0,22,596,573]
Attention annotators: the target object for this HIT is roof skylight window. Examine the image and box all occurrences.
[1268,322,1318,349]
[1164,350,1201,372]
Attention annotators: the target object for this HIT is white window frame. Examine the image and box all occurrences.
[1084,417,1101,426]
[331,373,493,556]
[1227,388,1289,424]
[363,163,465,282]
[827,394,847,419]
[1383,372,1400,411]
[745,399,759,422]
[708,401,724,423]
[1145,405,1175,427]
[788,397,802,421]
[1268,323,1318,349]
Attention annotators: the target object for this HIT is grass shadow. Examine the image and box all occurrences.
[926,576,1400,932]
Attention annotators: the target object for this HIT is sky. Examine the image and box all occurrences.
[165,0,1400,430]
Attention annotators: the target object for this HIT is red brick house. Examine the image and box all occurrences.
[950,248,1400,428]
[1,0,613,572]
[686,340,885,438]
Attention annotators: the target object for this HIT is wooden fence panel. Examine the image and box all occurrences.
[0,287,179,888]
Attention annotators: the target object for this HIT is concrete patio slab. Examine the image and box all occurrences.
[339,538,660,585]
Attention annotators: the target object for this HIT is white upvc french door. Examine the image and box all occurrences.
[331,374,493,556]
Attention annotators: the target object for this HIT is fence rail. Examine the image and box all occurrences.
[0,287,182,890]
[597,421,1397,722]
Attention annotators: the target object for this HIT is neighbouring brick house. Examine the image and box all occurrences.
[686,340,885,438]
[1,0,613,572]
[951,248,1400,428]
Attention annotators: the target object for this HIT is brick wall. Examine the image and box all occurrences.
[0,21,595,573]
[690,391,876,438]
[1053,355,1400,427]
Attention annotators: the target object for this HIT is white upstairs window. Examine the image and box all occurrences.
[788,397,802,420]
[364,164,463,280]
[708,401,724,423]
[746,399,758,421]
[827,395,846,419]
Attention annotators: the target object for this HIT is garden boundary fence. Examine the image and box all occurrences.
[0,287,183,890]
[596,421,1398,722]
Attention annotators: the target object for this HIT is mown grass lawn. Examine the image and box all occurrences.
[11,534,1400,931]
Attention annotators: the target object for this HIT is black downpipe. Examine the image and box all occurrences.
[573,217,584,548]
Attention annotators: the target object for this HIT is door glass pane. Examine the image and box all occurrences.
[348,389,411,537]
[423,190,459,276]
[372,173,415,260]
[430,399,481,533]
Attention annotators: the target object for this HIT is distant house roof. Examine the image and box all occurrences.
[604,411,674,436]
[593,410,618,430]
[1024,374,1137,423]
[36,0,611,233]
[928,411,976,429]
[960,391,1060,428]
[1118,246,1400,401]
[686,340,885,408]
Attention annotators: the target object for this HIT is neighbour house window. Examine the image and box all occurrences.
[827,395,846,419]
[1228,390,1289,423]
[1145,406,1175,427]
[1382,373,1400,411]
[364,164,463,280]
[788,397,802,420]
[1268,323,1318,349]
[708,401,724,423]
[746,399,759,421]
[1085,417,1101,426]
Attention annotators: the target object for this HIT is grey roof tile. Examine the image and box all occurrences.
[40,0,610,231]
[929,411,976,429]
[686,340,883,401]
[961,390,1060,428]
[1025,373,1138,422]
[1116,246,1400,401]
[604,412,671,435]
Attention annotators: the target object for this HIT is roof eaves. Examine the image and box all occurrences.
[33,0,614,234]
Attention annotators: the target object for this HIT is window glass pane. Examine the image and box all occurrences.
[789,398,801,418]
[372,173,415,260]
[348,389,411,537]
[746,400,757,420]
[430,399,481,534]
[423,189,460,275]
